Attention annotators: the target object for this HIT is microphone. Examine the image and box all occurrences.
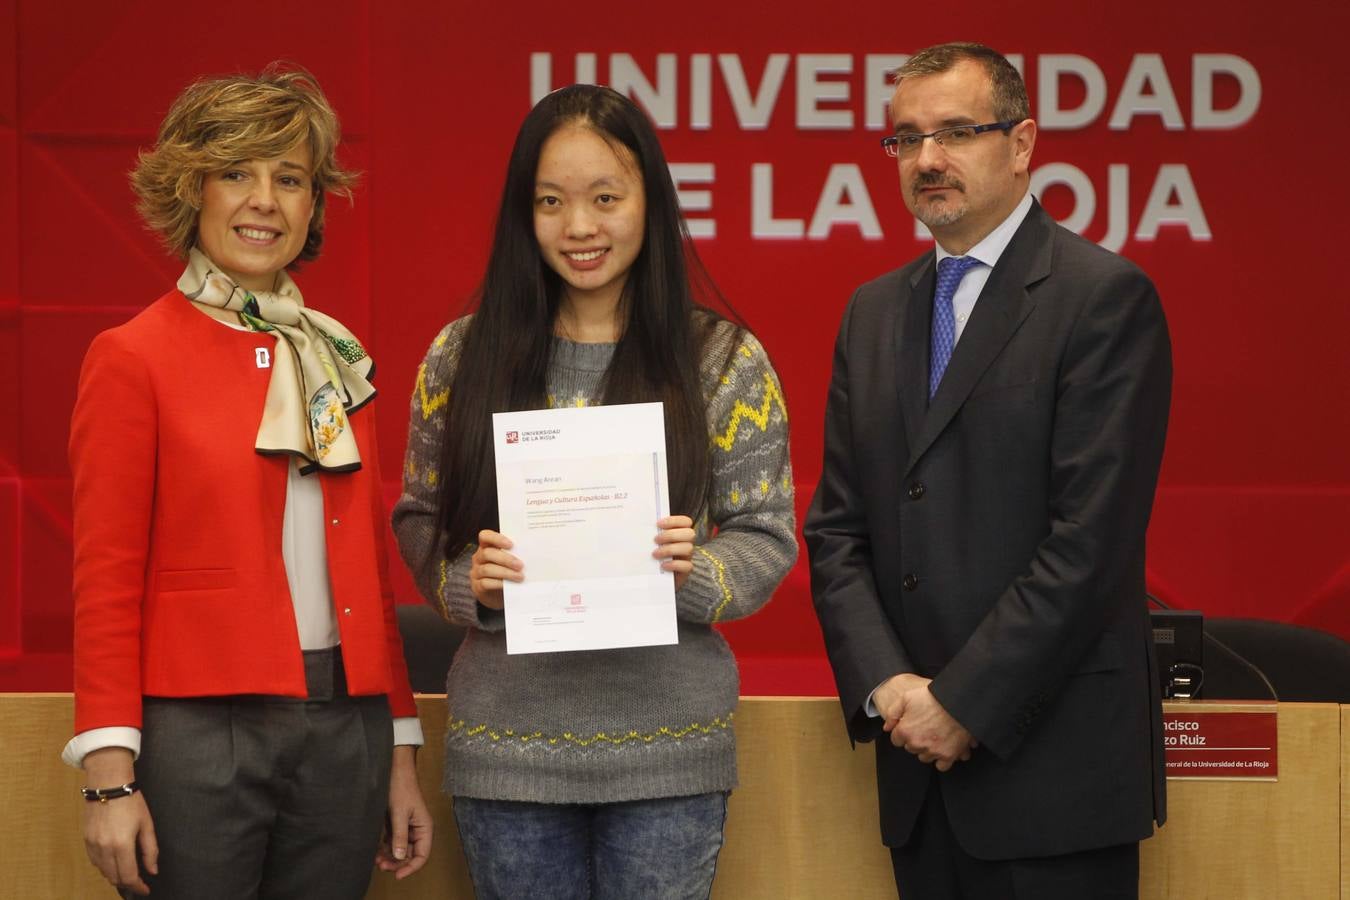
[1147,594,1278,701]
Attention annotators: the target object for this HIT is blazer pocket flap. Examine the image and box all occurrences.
[1072,634,1123,675]
[155,568,236,592]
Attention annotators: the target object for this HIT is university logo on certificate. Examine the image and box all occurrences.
[492,402,678,654]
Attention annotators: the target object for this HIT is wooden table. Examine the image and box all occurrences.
[2,695,1343,898]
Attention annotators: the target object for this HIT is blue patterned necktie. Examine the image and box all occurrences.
[929,255,982,399]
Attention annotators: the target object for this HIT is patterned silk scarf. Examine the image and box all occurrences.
[178,247,375,472]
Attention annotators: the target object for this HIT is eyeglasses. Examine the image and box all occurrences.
[880,121,1020,158]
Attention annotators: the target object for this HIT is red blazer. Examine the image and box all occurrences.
[70,290,417,733]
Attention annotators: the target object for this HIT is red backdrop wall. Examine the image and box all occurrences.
[3,0,1348,693]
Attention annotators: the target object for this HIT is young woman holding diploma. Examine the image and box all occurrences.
[392,84,795,898]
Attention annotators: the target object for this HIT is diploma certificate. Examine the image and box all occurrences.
[493,402,677,654]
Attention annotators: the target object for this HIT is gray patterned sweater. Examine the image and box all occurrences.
[392,315,796,803]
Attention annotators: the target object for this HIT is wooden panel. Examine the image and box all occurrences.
[713,698,895,898]
[364,699,473,898]
[1140,702,1341,899]
[2,696,1344,899]
[1342,705,1349,900]
[0,693,113,898]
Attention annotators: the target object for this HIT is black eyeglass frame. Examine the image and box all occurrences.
[880,120,1021,158]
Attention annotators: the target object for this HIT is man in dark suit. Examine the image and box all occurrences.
[804,42,1171,899]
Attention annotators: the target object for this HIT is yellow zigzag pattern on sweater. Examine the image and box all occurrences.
[446,714,734,747]
[434,560,451,620]
[415,362,449,420]
[712,372,787,452]
[697,546,734,622]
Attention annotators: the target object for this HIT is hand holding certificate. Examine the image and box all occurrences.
[492,402,679,654]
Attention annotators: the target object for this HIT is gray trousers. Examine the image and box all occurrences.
[125,648,393,900]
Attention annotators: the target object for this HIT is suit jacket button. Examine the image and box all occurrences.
[902,573,919,591]
[907,482,926,500]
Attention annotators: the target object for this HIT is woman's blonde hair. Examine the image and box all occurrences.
[130,62,356,262]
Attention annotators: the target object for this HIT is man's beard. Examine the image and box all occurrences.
[911,173,967,228]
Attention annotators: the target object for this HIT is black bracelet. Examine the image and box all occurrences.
[81,781,140,803]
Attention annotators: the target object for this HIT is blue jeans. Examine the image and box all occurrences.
[452,793,729,900]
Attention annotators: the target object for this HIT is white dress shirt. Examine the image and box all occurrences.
[934,190,1035,345]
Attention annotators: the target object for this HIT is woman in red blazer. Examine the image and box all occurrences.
[66,65,431,899]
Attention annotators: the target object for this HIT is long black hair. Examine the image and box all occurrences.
[435,84,743,556]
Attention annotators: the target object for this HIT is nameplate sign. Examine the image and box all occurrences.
[1162,704,1277,781]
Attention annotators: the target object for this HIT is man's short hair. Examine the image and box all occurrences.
[894,43,1030,123]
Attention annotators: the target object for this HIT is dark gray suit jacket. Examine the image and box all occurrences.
[804,200,1170,859]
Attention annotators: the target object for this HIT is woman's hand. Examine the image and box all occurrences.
[469,529,522,609]
[376,746,433,880]
[653,515,697,590]
[81,747,157,896]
